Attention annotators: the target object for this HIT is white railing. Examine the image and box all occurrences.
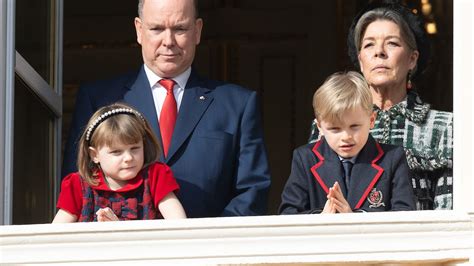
[1,211,472,265]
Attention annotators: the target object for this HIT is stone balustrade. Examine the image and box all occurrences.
[1,211,473,265]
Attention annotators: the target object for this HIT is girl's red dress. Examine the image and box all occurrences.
[57,162,179,221]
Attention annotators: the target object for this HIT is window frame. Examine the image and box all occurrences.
[0,0,63,225]
[452,0,474,212]
[1,0,16,225]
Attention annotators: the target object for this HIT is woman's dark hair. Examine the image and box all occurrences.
[347,0,431,80]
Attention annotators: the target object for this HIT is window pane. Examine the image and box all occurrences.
[12,76,54,224]
[15,0,53,85]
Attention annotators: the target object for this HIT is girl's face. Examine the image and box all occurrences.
[89,140,144,190]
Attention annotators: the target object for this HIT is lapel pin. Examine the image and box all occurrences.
[199,96,206,100]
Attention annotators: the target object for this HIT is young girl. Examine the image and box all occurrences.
[53,103,186,222]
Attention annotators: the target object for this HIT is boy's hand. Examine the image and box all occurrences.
[96,207,119,222]
[327,182,353,213]
[321,198,336,214]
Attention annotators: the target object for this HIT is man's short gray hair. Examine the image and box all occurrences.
[137,0,199,19]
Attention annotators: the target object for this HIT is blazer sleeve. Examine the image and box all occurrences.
[221,91,271,216]
[390,147,416,211]
[279,147,321,214]
[61,85,96,178]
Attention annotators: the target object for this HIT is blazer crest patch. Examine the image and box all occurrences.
[367,188,385,208]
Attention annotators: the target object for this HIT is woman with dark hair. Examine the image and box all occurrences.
[308,1,453,210]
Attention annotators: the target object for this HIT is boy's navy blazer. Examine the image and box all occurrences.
[62,66,271,218]
[279,135,415,214]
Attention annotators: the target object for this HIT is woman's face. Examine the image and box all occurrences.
[358,20,418,91]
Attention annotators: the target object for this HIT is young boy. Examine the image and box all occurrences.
[279,71,415,214]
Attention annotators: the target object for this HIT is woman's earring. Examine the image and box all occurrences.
[407,70,413,90]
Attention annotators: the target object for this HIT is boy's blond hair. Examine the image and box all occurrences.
[313,71,373,123]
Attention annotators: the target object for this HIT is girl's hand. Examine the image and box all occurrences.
[327,182,353,213]
[96,207,119,222]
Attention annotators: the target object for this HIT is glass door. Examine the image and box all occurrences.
[0,0,63,225]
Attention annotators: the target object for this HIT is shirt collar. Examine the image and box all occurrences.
[338,154,358,164]
[143,64,191,90]
[93,170,143,192]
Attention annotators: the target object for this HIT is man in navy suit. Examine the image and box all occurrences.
[62,0,271,218]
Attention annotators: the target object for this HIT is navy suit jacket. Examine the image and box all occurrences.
[62,66,271,218]
[279,135,415,214]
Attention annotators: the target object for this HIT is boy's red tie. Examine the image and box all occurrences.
[159,79,177,157]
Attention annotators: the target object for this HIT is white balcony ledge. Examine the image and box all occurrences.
[1,211,473,265]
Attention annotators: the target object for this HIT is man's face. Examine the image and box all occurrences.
[135,0,203,78]
[317,106,375,159]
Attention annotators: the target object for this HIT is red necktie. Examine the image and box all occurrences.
[159,79,177,157]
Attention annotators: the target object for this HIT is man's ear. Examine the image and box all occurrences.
[134,17,143,45]
[89,147,99,164]
[195,18,203,45]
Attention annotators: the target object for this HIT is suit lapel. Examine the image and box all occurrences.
[348,136,385,209]
[310,136,385,210]
[310,138,348,197]
[122,68,214,162]
[123,67,163,156]
[166,70,213,161]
